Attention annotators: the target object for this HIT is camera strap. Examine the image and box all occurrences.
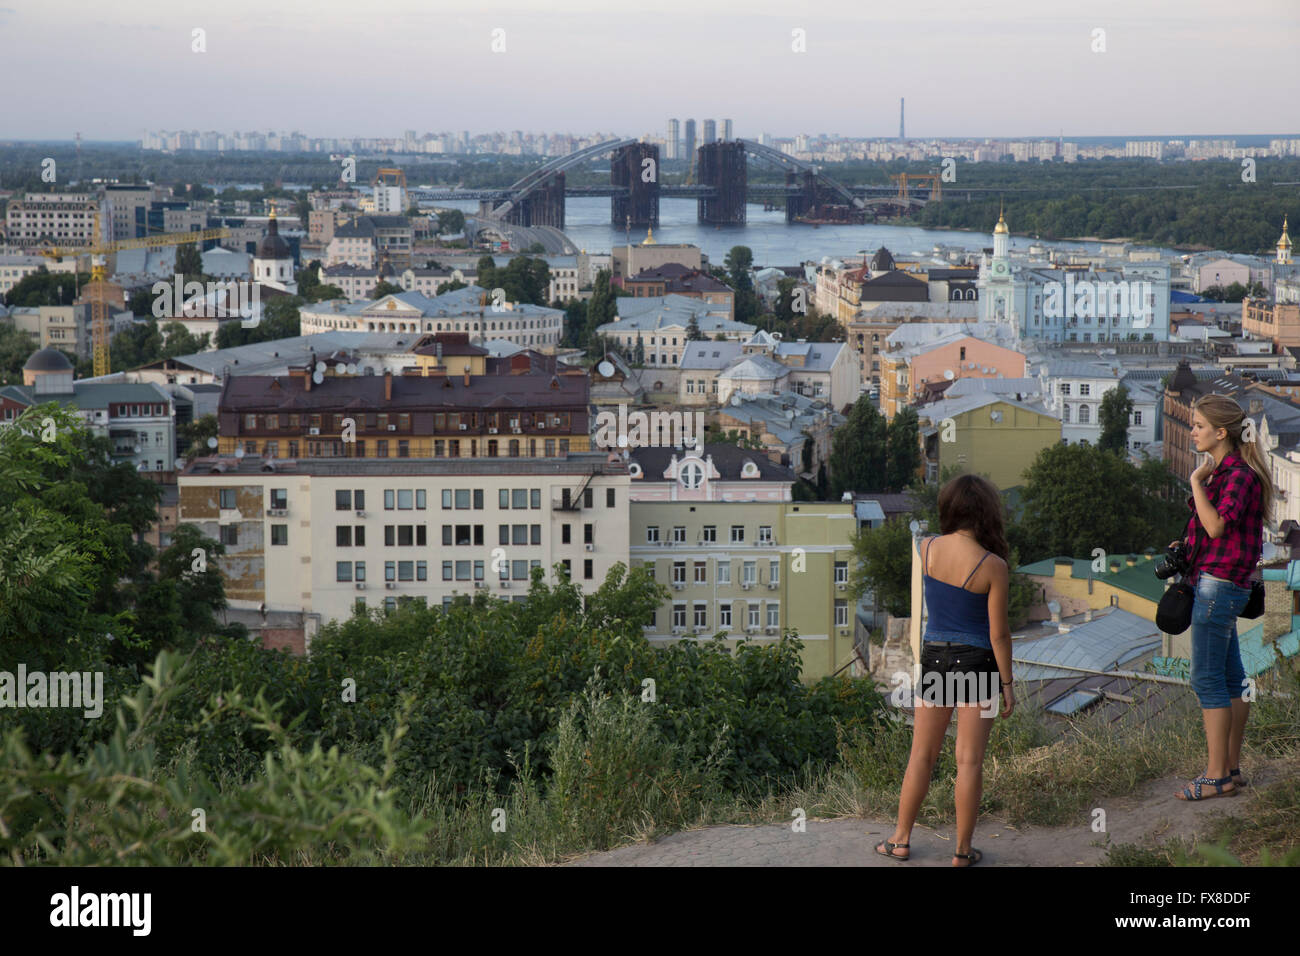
[1180,513,1201,582]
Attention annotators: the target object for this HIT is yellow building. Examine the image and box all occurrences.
[919,393,1060,489]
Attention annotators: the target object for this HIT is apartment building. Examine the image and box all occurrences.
[5,193,108,248]
[623,263,734,319]
[847,301,980,391]
[627,444,857,682]
[879,327,1025,421]
[318,264,472,302]
[324,215,413,268]
[177,453,631,651]
[0,254,49,296]
[215,336,592,459]
[597,295,756,367]
[917,392,1060,489]
[610,233,702,283]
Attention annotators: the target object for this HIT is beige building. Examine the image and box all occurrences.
[177,453,632,652]
[611,231,702,283]
[5,193,108,249]
[627,445,857,681]
[918,393,1060,489]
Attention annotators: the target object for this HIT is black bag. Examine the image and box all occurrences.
[1157,516,1198,635]
[1242,580,1265,619]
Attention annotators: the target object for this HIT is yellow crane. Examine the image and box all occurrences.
[39,216,230,377]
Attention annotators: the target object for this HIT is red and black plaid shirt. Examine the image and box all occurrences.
[1185,451,1263,588]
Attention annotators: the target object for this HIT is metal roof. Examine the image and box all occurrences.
[1011,607,1161,680]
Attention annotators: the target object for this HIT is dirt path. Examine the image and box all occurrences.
[565,772,1269,866]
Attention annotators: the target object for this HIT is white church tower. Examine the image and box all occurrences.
[252,205,297,294]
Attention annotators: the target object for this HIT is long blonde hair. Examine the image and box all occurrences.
[1193,393,1274,523]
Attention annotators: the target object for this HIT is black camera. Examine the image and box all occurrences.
[1154,541,1191,580]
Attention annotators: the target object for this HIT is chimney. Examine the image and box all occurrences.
[1084,608,1094,622]
[463,367,471,387]
[1249,398,1262,415]
[303,365,311,392]
[1050,606,1061,623]
[384,368,392,401]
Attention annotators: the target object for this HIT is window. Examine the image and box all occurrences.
[442,561,453,581]
[584,523,593,545]
[270,488,287,510]
[702,525,716,543]
[385,561,396,582]
[336,561,352,582]
[512,488,528,509]
[606,488,615,508]
[758,525,773,544]
[584,559,593,580]
[767,603,779,627]
[397,489,413,509]
[271,524,287,546]
[354,490,365,511]
[672,604,687,628]
[474,489,484,509]
[694,603,708,628]
[530,489,541,509]
[385,490,395,510]
[694,561,707,584]
[337,526,352,547]
[719,604,732,628]
[456,489,470,509]
[647,526,660,544]
[835,561,848,584]
[398,440,409,457]
[531,525,541,545]
[398,561,414,582]
[584,488,593,508]
[743,561,756,585]
[747,603,760,628]
[442,489,453,509]
[560,559,571,578]
[672,561,686,585]
[1080,383,1091,396]
[511,524,527,546]
[730,525,745,543]
[220,525,237,546]
[398,526,414,546]
[512,559,528,580]
[769,558,779,585]
[220,488,237,510]
[474,561,484,581]
[672,526,686,543]
[456,560,471,581]
[835,600,849,627]
[562,524,571,545]
[499,489,510,509]
[717,561,731,585]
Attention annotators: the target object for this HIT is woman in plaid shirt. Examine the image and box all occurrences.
[1175,394,1273,801]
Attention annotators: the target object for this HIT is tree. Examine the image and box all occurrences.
[372,280,404,299]
[180,413,219,460]
[437,209,465,235]
[160,322,209,358]
[4,269,92,308]
[157,524,228,636]
[884,407,921,492]
[110,320,165,372]
[685,314,704,341]
[828,394,887,497]
[0,324,38,385]
[847,517,913,617]
[174,241,204,282]
[1098,385,1133,455]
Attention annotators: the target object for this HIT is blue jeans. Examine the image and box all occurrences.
[1189,573,1250,709]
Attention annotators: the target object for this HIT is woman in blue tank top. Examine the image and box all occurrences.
[875,474,1015,867]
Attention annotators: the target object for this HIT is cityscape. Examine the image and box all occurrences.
[0,0,1296,902]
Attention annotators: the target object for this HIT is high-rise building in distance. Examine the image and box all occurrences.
[684,119,696,163]
[722,118,733,141]
[702,119,716,144]
[666,118,679,160]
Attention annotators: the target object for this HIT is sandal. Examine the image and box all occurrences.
[1230,768,1249,788]
[953,848,982,866]
[875,840,910,861]
[1176,775,1237,801]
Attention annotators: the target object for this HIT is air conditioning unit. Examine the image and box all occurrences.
[512,427,522,434]
[839,628,850,636]
[385,582,396,590]
[672,626,684,635]
[308,427,320,435]
[768,581,778,589]
[672,582,683,590]
[356,510,366,518]
[765,626,777,634]
[474,581,484,589]
[742,582,753,590]
[585,543,594,551]
[488,427,498,434]
[536,422,545,429]
[459,424,467,430]
[745,626,757,634]
[501,581,511,589]
[388,424,397,431]
[266,508,287,517]
[355,583,366,590]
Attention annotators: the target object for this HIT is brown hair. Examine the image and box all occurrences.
[1192,394,1274,523]
[937,473,1010,563]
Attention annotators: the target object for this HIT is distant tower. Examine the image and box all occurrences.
[702,119,716,145]
[1278,217,1293,265]
[666,118,679,160]
[684,119,697,162]
[899,98,905,140]
[722,118,733,141]
[253,205,297,294]
[993,201,1010,260]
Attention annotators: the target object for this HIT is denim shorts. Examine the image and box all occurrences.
[918,641,1000,706]
[1189,573,1251,709]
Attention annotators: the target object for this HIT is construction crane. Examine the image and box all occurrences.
[39,216,230,376]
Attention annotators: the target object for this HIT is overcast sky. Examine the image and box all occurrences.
[5,0,1297,141]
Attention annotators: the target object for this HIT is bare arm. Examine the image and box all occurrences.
[985,558,1013,681]
[1191,479,1225,539]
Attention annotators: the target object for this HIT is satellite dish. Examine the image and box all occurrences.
[909,520,920,534]
[312,371,324,384]
[944,369,955,380]
[234,447,246,459]
[730,394,742,407]
[347,362,358,375]
[174,458,185,470]
[786,409,796,421]
[1047,600,1061,614]
[207,437,219,449]
[597,360,615,377]
[315,361,326,373]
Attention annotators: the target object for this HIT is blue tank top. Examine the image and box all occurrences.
[922,535,993,650]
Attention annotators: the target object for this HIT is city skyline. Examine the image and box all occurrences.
[4,0,1297,140]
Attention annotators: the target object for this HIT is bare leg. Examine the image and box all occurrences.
[885,702,953,856]
[952,701,997,865]
[1201,707,1233,781]
[1228,699,1250,772]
